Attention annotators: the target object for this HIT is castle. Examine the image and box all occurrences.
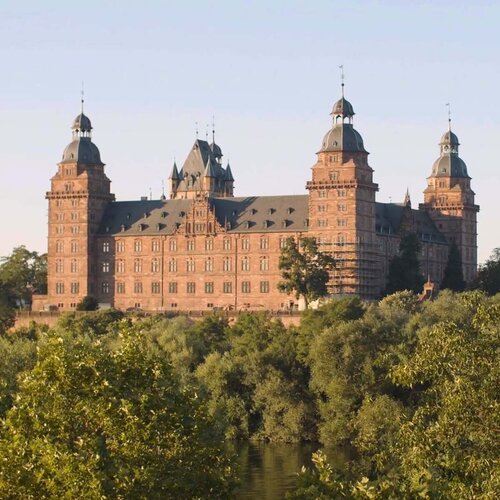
[33,87,479,312]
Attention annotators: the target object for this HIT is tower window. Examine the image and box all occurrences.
[102,282,110,294]
[102,242,110,253]
[102,262,110,273]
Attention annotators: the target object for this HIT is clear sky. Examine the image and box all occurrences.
[1,0,498,263]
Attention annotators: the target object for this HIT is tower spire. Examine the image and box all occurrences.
[339,65,345,97]
[446,102,451,131]
[212,114,215,144]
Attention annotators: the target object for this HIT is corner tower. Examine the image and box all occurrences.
[420,125,479,283]
[46,105,114,309]
[307,87,380,298]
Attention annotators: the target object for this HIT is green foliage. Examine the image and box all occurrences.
[76,295,99,311]
[0,299,15,335]
[384,233,425,296]
[278,237,336,307]
[0,323,235,498]
[473,247,500,295]
[0,246,47,307]
[440,241,466,291]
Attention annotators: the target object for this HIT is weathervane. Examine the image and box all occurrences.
[446,102,451,131]
[339,65,345,97]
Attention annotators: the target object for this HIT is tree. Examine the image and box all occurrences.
[440,241,465,291]
[384,233,425,296]
[278,237,335,308]
[0,246,47,307]
[76,295,99,311]
[0,324,236,498]
[473,248,500,295]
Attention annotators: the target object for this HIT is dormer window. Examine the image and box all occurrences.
[245,221,251,229]
[287,207,294,214]
[251,208,257,215]
[268,208,274,215]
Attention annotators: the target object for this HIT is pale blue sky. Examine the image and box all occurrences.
[1,0,498,262]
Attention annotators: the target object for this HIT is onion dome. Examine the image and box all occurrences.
[60,110,103,165]
[431,129,469,178]
[320,123,366,153]
[72,113,92,133]
[330,96,355,118]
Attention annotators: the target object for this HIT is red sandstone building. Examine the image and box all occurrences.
[33,88,479,312]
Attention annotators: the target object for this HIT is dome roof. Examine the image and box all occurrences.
[72,113,92,132]
[440,130,459,146]
[431,155,469,178]
[320,124,366,153]
[331,97,355,117]
[61,138,103,165]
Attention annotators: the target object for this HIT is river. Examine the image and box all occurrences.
[228,442,346,499]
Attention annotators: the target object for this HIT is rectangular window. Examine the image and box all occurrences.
[71,226,79,234]
[318,219,328,227]
[55,282,64,294]
[204,258,213,272]
[133,282,143,294]
[318,205,328,212]
[318,190,327,198]
[168,282,178,294]
[56,226,64,235]
[279,237,288,249]
[134,258,142,273]
[168,259,177,273]
[116,282,125,294]
[337,204,347,212]
[260,281,270,293]
[241,281,251,293]
[134,240,142,252]
[116,240,125,253]
[70,259,78,273]
[102,261,110,273]
[102,242,110,253]
[260,238,269,250]
[56,259,64,273]
[337,219,347,227]
[223,238,231,251]
[195,223,206,233]
[70,282,79,294]
[151,258,160,273]
[241,257,250,271]
[152,239,160,252]
[187,239,195,252]
[222,257,232,272]
[102,282,110,294]
[205,282,214,294]
[241,238,250,250]
[116,259,125,273]
[329,171,338,180]
[187,282,196,294]
[205,239,214,251]
[71,241,78,253]
[223,282,232,294]
[169,239,177,252]
[56,241,64,253]
[186,259,195,272]
[260,257,269,271]
[337,190,346,197]
[151,282,161,294]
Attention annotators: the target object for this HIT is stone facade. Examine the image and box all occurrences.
[34,91,479,312]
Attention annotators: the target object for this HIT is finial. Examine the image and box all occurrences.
[205,123,209,142]
[212,114,215,144]
[162,179,165,197]
[446,102,451,131]
[80,81,85,113]
[149,187,152,200]
[195,122,199,139]
[339,65,344,97]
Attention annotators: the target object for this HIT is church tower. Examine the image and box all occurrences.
[420,124,479,283]
[46,105,114,309]
[307,85,380,298]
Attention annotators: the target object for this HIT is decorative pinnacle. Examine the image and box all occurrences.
[195,121,198,138]
[339,65,344,97]
[446,102,451,131]
[212,114,215,144]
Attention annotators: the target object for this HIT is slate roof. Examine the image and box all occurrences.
[97,196,447,243]
[375,203,447,243]
[97,195,309,236]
